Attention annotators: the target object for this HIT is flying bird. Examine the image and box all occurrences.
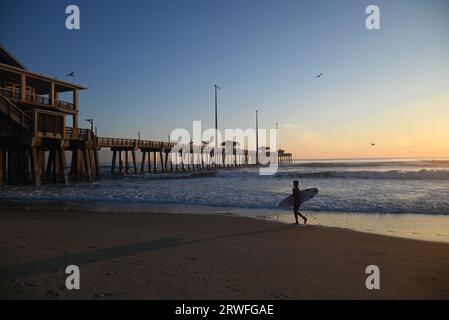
[67,72,75,77]
[371,142,377,147]
[315,73,323,78]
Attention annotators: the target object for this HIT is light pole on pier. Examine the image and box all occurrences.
[256,110,259,164]
[276,121,279,152]
[214,84,220,164]
[85,118,94,132]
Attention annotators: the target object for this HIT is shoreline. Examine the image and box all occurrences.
[1,209,449,299]
[1,200,449,244]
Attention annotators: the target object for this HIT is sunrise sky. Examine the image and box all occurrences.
[1,0,448,159]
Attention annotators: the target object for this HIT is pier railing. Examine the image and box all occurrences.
[0,87,74,111]
[96,137,177,149]
[65,127,93,140]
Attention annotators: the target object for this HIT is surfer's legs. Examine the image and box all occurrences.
[293,204,300,225]
[297,212,307,224]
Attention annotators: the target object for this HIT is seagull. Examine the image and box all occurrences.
[67,72,75,77]
[371,142,377,147]
[316,73,323,78]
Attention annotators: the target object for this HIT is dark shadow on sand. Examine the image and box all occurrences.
[0,225,292,281]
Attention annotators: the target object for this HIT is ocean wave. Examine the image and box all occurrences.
[216,168,449,180]
[2,161,449,216]
[277,169,449,180]
[285,160,449,168]
[2,193,449,215]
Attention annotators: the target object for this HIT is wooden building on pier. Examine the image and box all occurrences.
[0,45,97,186]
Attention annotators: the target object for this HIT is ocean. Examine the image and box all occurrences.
[1,158,449,243]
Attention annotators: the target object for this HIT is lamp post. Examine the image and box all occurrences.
[214,84,220,165]
[256,110,259,165]
[276,121,279,151]
[85,118,94,132]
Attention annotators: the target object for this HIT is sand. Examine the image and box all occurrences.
[0,210,448,299]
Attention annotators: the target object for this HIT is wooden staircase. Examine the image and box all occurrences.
[0,92,32,131]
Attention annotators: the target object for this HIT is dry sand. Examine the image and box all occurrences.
[0,210,448,299]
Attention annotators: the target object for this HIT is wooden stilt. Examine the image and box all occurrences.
[180,151,185,171]
[30,147,42,187]
[169,152,173,172]
[17,150,26,184]
[76,149,83,178]
[59,148,69,185]
[186,152,190,171]
[153,151,157,173]
[111,149,117,174]
[0,150,4,186]
[119,150,123,175]
[24,150,30,181]
[140,150,146,174]
[94,149,100,177]
[8,150,17,185]
[159,151,164,172]
[148,150,152,174]
[201,152,204,169]
[70,150,76,177]
[52,149,58,182]
[164,151,169,172]
[125,150,130,174]
[83,148,93,182]
[88,148,96,179]
[132,149,138,174]
[45,150,53,178]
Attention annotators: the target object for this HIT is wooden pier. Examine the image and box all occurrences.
[98,137,256,177]
[278,149,293,163]
[0,45,290,187]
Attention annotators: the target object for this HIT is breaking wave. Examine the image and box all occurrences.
[290,169,449,180]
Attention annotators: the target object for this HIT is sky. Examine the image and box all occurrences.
[1,0,448,159]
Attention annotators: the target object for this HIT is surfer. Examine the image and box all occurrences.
[293,180,307,225]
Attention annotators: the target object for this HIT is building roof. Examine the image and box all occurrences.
[0,44,87,91]
[0,44,28,70]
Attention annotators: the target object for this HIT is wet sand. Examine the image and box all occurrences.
[1,210,449,299]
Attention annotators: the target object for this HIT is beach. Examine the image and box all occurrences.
[1,209,449,300]
[2,0,449,304]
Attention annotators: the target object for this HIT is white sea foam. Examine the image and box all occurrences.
[1,159,449,215]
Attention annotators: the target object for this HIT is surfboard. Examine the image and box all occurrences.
[278,188,319,208]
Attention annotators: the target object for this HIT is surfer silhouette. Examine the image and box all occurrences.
[293,180,307,225]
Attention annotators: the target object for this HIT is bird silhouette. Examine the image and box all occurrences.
[371,142,377,147]
[67,72,75,77]
[316,73,323,78]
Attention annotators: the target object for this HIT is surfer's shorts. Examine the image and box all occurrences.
[293,203,300,212]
